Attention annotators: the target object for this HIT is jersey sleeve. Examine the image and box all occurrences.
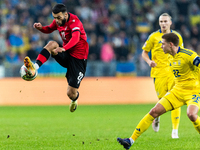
[69,18,81,33]
[142,33,154,52]
[188,50,199,66]
[40,20,57,33]
[63,31,80,50]
[178,34,184,48]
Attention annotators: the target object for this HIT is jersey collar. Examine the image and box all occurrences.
[67,13,70,22]
[177,47,180,53]
[159,29,173,33]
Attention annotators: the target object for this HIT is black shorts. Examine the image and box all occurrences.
[52,51,87,88]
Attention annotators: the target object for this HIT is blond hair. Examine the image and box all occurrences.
[160,13,172,20]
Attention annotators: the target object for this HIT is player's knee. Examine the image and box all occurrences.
[187,112,198,122]
[149,107,159,118]
[44,41,59,51]
[67,91,73,100]
[67,89,77,100]
[149,103,166,118]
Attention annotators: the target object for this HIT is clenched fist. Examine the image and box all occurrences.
[33,23,43,30]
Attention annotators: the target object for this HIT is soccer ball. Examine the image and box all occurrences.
[20,65,37,81]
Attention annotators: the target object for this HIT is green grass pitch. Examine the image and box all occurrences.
[0,104,199,150]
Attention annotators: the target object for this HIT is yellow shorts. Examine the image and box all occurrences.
[154,75,175,99]
[159,87,200,111]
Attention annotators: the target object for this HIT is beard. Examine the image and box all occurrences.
[60,18,66,26]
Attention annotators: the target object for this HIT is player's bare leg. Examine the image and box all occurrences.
[187,105,200,134]
[44,41,60,55]
[68,85,79,112]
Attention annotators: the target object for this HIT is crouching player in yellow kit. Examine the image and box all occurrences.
[142,13,183,138]
[117,33,200,149]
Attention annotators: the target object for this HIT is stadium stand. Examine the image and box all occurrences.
[0,0,199,77]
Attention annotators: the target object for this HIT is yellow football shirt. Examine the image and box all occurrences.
[170,47,199,90]
[142,29,184,77]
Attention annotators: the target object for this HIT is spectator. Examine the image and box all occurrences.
[100,42,115,62]
[190,26,200,40]
[176,0,190,17]
[189,3,200,26]
[8,25,24,54]
[0,0,200,77]
[88,33,100,60]
[5,50,20,63]
[175,14,189,31]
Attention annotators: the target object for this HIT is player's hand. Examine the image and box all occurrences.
[149,60,157,67]
[33,23,43,30]
[52,47,65,55]
[56,47,65,53]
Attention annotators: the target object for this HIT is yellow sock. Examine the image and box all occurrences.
[171,107,181,129]
[131,113,154,141]
[192,116,200,134]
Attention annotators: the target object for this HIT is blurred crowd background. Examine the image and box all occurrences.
[0,0,200,77]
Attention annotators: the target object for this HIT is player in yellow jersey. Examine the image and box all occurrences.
[141,13,183,138]
[117,32,200,149]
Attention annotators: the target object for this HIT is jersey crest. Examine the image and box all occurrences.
[178,60,181,65]
[61,31,66,40]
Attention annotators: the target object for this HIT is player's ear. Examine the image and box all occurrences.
[64,12,68,18]
[170,42,173,47]
[169,20,172,26]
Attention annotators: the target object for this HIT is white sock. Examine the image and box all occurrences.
[172,129,178,135]
[34,63,39,70]
[129,137,134,145]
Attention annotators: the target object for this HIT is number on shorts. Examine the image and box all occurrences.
[77,72,83,84]
[192,94,200,103]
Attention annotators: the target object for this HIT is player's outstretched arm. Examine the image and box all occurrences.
[33,23,43,30]
[33,22,55,34]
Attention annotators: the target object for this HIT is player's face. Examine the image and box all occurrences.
[52,12,66,26]
[161,39,171,54]
[159,16,172,32]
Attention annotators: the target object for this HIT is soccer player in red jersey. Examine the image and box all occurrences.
[23,3,89,112]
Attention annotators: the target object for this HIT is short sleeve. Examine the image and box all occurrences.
[178,34,184,49]
[69,18,81,33]
[189,50,198,65]
[142,33,154,52]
